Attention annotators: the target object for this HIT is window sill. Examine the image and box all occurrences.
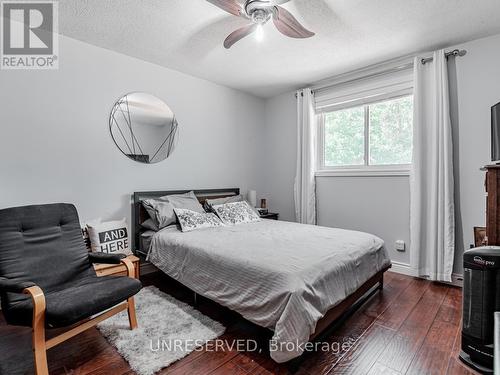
[316,168,411,177]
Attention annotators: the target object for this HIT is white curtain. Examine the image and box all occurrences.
[294,88,317,224]
[410,50,455,282]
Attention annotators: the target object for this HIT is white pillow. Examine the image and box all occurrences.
[174,208,224,232]
[213,201,261,225]
[86,218,132,255]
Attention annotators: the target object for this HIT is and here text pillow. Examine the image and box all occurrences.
[86,218,133,256]
[174,208,224,232]
[213,201,261,225]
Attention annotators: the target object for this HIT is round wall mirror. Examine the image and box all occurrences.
[109,92,178,164]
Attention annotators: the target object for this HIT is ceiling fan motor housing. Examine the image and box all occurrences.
[245,0,273,23]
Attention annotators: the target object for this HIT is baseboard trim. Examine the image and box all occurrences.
[390,261,463,287]
[390,261,417,277]
[449,273,464,288]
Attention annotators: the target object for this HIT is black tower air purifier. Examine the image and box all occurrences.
[460,247,500,374]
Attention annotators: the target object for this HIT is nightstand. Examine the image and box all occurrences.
[260,212,279,220]
[94,254,140,279]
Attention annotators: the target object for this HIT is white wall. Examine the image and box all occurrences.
[450,32,500,272]
[0,35,266,230]
[261,92,411,265]
[261,32,500,275]
[259,93,297,221]
[316,177,410,265]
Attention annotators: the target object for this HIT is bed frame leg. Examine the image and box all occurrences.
[378,275,384,291]
[193,292,198,306]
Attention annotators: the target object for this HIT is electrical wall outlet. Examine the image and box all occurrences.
[395,240,406,252]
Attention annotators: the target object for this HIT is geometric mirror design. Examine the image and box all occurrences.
[109,92,178,164]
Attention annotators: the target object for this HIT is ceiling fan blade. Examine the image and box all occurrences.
[260,0,291,5]
[272,6,315,38]
[206,0,243,17]
[223,24,258,49]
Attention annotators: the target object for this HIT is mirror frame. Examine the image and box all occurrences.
[109,92,178,164]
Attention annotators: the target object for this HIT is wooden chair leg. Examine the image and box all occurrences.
[127,297,138,330]
[121,257,139,329]
[33,323,49,375]
[24,286,49,375]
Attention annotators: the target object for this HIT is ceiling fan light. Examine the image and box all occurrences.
[255,24,264,42]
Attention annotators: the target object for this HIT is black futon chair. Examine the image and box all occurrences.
[0,204,142,375]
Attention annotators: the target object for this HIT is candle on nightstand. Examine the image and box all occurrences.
[248,190,257,207]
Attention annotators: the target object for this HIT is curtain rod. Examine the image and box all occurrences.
[421,49,467,65]
[296,49,467,97]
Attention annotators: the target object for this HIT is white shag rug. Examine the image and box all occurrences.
[97,286,225,375]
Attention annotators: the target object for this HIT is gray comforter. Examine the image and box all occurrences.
[147,220,390,362]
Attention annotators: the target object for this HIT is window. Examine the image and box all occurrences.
[318,94,413,175]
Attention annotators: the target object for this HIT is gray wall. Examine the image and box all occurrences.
[259,93,298,222]
[0,35,266,227]
[261,32,500,275]
[450,32,500,272]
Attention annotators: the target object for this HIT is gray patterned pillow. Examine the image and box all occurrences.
[174,208,224,232]
[213,201,261,225]
[205,195,244,210]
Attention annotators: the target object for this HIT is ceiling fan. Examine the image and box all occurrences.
[206,0,315,49]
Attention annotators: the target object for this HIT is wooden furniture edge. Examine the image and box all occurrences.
[121,257,139,328]
[24,286,48,375]
[94,255,140,279]
[22,260,139,375]
[310,265,390,340]
[45,303,129,350]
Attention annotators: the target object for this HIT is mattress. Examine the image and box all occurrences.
[147,220,390,362]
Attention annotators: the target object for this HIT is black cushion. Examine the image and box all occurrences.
[0,203,142,328]
[4,275,142,328]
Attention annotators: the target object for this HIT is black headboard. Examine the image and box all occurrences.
[132,188,240,257]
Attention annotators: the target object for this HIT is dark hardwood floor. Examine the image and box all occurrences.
[0,271,479,375]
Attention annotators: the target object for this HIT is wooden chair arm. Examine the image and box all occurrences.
[23,286,46,316]
[120,257,135,278]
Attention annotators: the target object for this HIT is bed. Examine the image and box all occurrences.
[133,189,391,363]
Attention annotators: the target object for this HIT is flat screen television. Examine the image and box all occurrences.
[492,101,500,163]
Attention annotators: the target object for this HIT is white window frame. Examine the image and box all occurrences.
[316,90,413,177]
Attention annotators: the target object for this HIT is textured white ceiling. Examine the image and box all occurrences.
[59,0,500,98]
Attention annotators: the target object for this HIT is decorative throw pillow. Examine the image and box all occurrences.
[205,195,260,215]
[142,198,176,229]
[86,218,132,255]
[213,201,261,225]
[82,218,101,251]
[142,191,204,229]
[167,191,204,213]
[205,194,244,208]
[174,208,224,232]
